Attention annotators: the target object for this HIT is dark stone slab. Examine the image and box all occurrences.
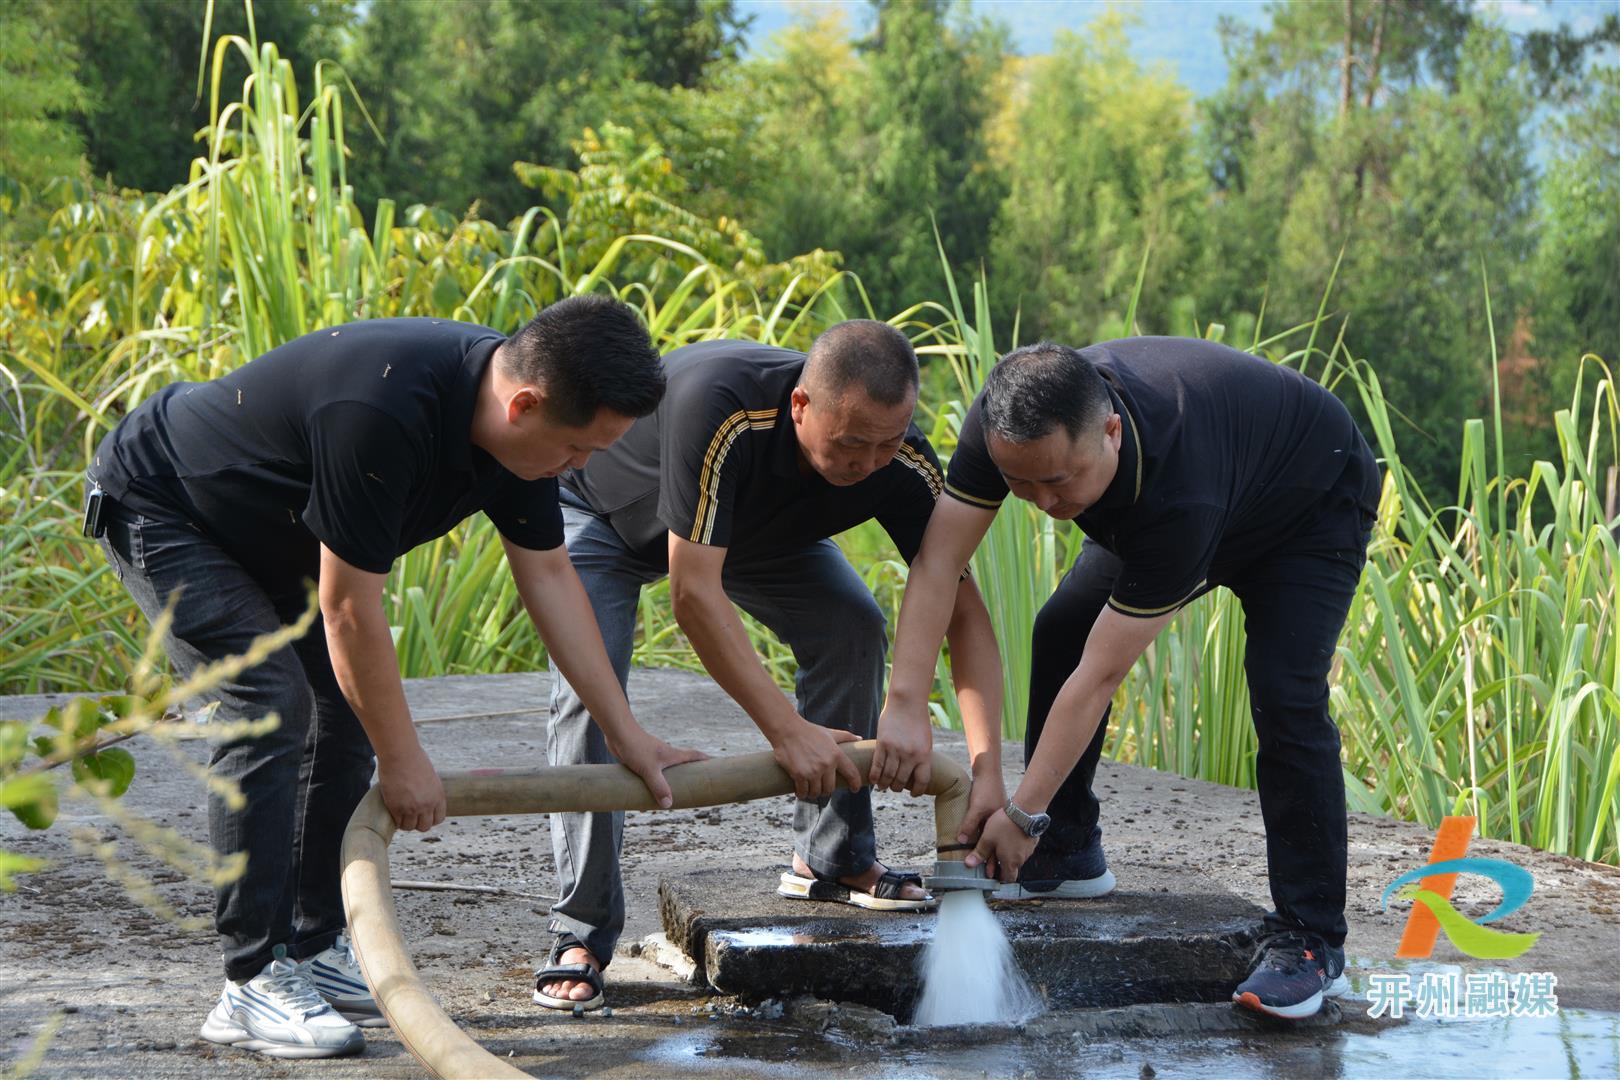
[658,863,1266,1020]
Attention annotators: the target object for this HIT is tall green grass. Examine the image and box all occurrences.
[0,34,849,689]
[2,39,1614,864]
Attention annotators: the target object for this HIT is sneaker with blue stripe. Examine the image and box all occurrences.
[300,931,388,1027]
[199,952,364,1058]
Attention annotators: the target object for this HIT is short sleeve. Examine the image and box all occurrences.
[877,434,945,564]
[302,401,425,574]
[944,394,1009,510]
[1107,504,1224,618]
[484,474,564,551]
[657,388,767,549]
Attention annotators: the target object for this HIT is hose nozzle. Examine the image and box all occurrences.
[923,857,996,893]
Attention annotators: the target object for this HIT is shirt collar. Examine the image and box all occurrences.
[1090,373,1143,511]
[448,335,504,473]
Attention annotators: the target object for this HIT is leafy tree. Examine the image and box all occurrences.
[602,2,1006,318]
[1531,64,1620,402]
[988,12,1206,343]
[1198,3,1554,492]
[1333,25,1538,485]
[844,0,1007,313]
[714,8,870,266]
[51,0,346,194]
[342,0,746,220]
[0,0,89,207]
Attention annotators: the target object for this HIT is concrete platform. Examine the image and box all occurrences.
[660,866,1264,1017]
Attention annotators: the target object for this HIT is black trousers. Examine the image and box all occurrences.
[98,507,373,982]
[1024,456,1378,947]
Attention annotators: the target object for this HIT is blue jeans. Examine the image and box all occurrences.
[546,490,889,963]
[97,504,373,982]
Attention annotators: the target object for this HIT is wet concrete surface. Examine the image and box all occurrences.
[661,867,1262,1016]
[4,669,1620,1077]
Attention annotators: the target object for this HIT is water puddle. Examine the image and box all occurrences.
[710,922,933,949]
[636,1007,1619,1078]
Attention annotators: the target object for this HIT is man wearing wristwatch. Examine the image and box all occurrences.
[1003,799,1050,840]
[874,337,1378,1021]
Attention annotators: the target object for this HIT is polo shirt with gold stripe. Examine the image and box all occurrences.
[562,339,946,567]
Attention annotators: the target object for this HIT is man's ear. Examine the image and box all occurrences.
[790,385,811,424]
[506,386,542,425]
[1105,412,1123,452]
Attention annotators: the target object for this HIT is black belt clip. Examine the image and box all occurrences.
[83,484,108,539]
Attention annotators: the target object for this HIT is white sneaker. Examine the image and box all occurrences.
[200,954,365,1058]
[300,931,388,1027]
[992,868,1117,900]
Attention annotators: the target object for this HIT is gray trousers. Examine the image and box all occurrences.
[547,491,887,963]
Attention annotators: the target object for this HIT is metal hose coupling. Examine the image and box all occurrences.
[924,847,997,893]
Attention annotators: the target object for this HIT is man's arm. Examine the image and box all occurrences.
[502,539,706,807]
[872,496,998,789]
[967,605,1173,882]
[319,544,445,832]
[869,570,1003,786]
[666,533,863,801]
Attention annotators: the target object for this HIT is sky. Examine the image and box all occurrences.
[735,0,1619,99]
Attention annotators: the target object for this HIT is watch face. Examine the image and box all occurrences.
[1028,814,1051,837]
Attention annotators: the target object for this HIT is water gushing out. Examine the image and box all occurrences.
[913,890,1041,1027]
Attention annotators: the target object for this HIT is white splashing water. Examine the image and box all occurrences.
[912,890,1041,1027]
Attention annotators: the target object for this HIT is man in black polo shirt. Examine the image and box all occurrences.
[878,337,1379,1020]
[88,297,704,1058]
[535,320,1004,1010]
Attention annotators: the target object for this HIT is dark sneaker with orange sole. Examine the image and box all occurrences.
[1232,931,1349,1019]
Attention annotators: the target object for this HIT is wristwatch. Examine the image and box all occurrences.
[1004,798,1051,838]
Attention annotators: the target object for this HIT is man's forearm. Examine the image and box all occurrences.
[1014,668,1118,812]
[322,600,422,766]
[518,558,643,745]
[887,554,967,709]
[672,580,800,740]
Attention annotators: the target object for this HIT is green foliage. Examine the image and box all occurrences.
[0,33,844,696]
[1329,25,1538,485]
[49,0,345,194]
[1198,5,1555,495]
[843,0,1007,314]
[340,0,746,219]
[1531,65,1620,429]
[0,0,88,213]
[0,596,316,906]
[989,13,1205,343]
[513,123,842,302]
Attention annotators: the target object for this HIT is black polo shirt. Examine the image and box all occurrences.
[91,317,564,591]
[945,337,1377,617]
[562,339,945,567]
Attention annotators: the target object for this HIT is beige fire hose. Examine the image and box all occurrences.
[340,739,975,1079]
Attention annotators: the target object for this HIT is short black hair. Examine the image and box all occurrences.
[801,320,919,407]
[499,295,665,426]
[982,342,1110,442]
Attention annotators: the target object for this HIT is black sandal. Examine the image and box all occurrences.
[777,866,936,911]
[533,933,605,1011]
